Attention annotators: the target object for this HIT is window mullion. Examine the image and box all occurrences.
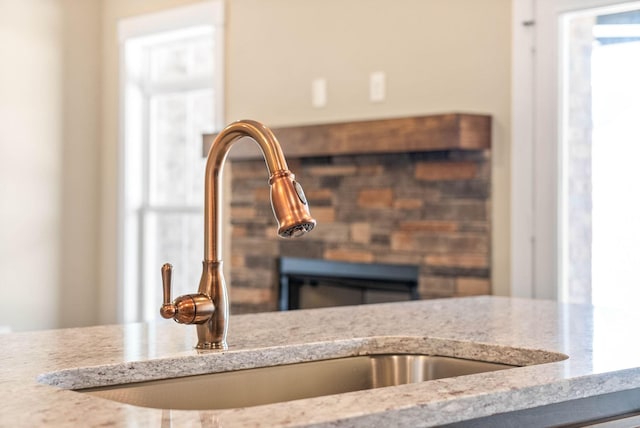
[142,205,202,214]
[140,47,153,322]
[147,76,213,95]
[136,208,146,322]
[142,49,153,208]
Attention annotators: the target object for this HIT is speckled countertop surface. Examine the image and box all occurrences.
[2,296,640,427]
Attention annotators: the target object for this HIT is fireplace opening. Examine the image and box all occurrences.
[278,257,420,310]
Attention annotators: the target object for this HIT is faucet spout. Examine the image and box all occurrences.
[160,120,316,350]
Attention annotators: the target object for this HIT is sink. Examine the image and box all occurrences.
[77,354,515,410]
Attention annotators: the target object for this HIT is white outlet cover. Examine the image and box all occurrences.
[311,78,327,108]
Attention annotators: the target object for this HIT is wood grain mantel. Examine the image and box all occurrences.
[202,113,491,159]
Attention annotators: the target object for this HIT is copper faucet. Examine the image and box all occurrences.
[159,120,316,349]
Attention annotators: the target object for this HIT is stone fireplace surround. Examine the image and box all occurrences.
[204,113,491,314]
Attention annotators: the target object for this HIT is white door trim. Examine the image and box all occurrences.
[511,0,536,298]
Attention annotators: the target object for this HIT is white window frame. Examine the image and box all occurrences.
[511,0,639,300]
[117,1,225,323]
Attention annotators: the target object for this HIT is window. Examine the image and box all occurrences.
[119,2,224,323]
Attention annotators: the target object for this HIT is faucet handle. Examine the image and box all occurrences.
[159,263,215,324]
[160,263,176,319]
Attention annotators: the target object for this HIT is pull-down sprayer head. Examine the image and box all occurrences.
[269,170,316,238]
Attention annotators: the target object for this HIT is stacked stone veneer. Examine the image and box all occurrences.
[228,149,491,314]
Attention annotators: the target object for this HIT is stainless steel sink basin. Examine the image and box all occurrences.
[77,354,515,410]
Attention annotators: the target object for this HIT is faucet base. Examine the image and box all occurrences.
[196,341,228,350]
[194,261,229,350]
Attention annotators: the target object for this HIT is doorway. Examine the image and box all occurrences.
[512,0,640,307]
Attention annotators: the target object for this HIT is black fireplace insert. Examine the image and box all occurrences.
[278,257,419,310]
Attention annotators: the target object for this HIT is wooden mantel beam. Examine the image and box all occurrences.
[202,113,491,160]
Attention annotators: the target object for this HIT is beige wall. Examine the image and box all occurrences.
[0,1,63,331]
[58,0,102,329]
[0,0,511,331]
[0,0,101,331]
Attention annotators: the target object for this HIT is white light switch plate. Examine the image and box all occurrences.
[369,71,386,102]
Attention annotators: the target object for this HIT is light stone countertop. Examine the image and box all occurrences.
[2,296,640,427]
